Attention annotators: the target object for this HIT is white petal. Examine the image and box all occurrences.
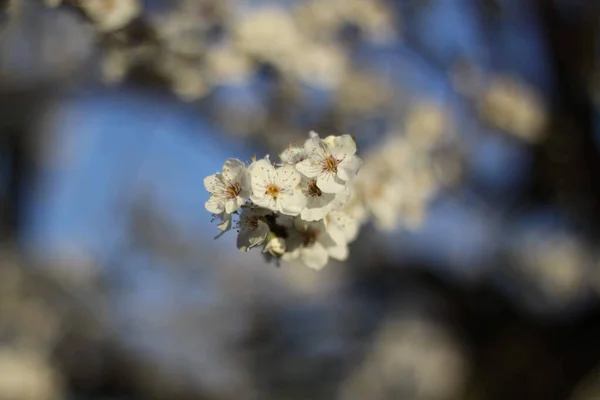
[214,212,232,239]
[225,198,241,214]
[205,196,224,213]
[328,243,348,261]
[326,210,359,245]
[329,134,356,159]
[237,222,269,251]
[275,164,302,190]
[217,212,232,231]
[317,173,345,193]
[204,174,223,195]
[250,194,277,213]
[318,228,338,248]
[250,158,275,183]
[301,243,329,270]
[222,158,246,181]
[296,158,322,178]
[332,187,352,208]
[279,146,305,165]
[281,247,301,262]
[279,188,306,216]
[337,155,363,181]
[304,133,328,158]
[301,192,336,221]
[301,206,329,221]
[325,222,345,245]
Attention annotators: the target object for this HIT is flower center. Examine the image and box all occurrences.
[244,216,259,230]
[323,156,339,173]
[307,179,322,197]
[226,182,242,199]
[265,184,281,199]
[301,229,318,246]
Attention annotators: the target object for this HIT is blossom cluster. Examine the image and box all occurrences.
[204,132,362,270]
[42,0,396,139]
[344,102,456,233]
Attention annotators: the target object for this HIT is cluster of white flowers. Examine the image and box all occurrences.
[44,0,142,32]
[348,132,445,232]
[44,0,397,104]
[204,131,362,270]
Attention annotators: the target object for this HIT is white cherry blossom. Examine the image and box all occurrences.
[204,158,250,214]
[249,158,306,215]
[279,145,306,165]
[202,131,380,270]
[286,218,346,270]
[296,131,363,193]
[300,176,350,221]
[211,212,232,239]
[236,206,272,251]
[325,209,359,245]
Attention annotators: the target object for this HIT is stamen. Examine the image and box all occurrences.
[265,184,281,200]
[307,179,322,197]
[226,182,242,199]
[244,216,259,230]
[301,230,318,246]
[323,156,339,173]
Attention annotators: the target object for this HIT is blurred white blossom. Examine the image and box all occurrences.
[351,136,438,231]
[233,7,301,67]
[508,230,594,309]
[79,0,141,32]
[0,348,63,400]
[295,0,398,45]
[340,316,467,400]
[205,43,254,85]
[479,75,547,143]
[405,101,451,149]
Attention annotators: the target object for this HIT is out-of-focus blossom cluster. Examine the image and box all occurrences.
[42,0,397,89]
[349,102,457,232]
[504,227,596,312]
[478,75,548,143]
[340,314,467,400]
[40,0,398,138]
[44,0,142,32]
[204,131,362,270]
[450,60,548,144]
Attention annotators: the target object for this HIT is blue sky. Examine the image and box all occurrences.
[22,88,250,262]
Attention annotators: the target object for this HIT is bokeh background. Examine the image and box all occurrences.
[1,0,600,399]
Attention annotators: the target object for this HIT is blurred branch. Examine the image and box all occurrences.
[533,0,600,234]
[0,125,32,242]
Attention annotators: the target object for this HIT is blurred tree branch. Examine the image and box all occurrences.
[533,0,600,234]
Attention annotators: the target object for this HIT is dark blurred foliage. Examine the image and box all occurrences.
[1,0,600,399]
